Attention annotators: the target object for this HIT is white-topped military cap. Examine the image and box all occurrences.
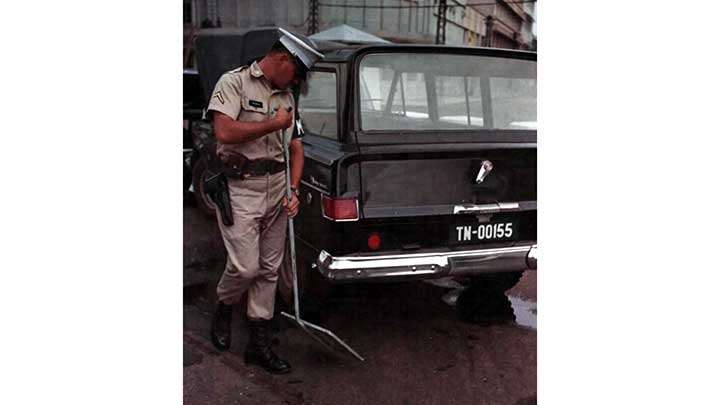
[277,27,324,73]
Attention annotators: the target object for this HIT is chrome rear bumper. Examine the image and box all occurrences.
[316,243,537,283]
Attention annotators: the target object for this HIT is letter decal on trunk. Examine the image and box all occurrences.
[309,175,329,192]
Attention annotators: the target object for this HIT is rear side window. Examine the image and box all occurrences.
[298,71,338,139]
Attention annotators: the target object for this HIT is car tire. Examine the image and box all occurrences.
[183,164,193,203]
[456,283,515,324]
[191,155,217,217]
[468,271,524,292]
[183,162,192,196]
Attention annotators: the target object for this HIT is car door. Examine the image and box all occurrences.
[295,67,358,255]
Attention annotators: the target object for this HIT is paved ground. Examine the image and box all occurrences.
[184,203,536,405]
[183,204,224,287]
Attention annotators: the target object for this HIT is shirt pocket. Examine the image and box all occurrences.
[240,95,269,120]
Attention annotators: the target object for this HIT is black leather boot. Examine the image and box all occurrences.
[210,301,232,351]
[244,319,291,374]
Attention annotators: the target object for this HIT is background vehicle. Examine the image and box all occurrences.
[183,68,216,215]
[195,29,537,318]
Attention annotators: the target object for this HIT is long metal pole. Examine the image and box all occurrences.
[283,132,301,323]
[277,109,364,362]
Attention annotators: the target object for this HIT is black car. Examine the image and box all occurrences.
[183,68,208,205]
[194,28,537,311]
[185,67,225,216]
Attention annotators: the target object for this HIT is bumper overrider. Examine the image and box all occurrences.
[316,243,537,283]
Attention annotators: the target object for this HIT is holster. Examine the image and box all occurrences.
[203,171,234,226]
[192,120,236,226]
[220,153,248,179]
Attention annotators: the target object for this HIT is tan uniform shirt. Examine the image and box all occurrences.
[207,61,295,163]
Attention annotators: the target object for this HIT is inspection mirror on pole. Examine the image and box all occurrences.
[277,108,364,362]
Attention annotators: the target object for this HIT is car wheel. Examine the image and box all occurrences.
[183,164,193,203]
[468,271,524,292]
[456,283,516,324]
[183,161,192,195]
[191,155,217,217]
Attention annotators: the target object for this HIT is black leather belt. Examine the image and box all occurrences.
[225,159,284,178]
[245,160,285,176]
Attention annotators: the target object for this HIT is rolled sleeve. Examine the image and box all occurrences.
[207,73,242,120]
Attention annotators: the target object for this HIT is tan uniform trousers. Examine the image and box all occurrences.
[216,171,287,320]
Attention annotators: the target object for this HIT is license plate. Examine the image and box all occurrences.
[450,220,519,245]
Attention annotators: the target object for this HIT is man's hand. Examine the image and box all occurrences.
[273,107,293,131]
[282,193,300,218]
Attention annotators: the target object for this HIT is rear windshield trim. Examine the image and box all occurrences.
[351,130,537,145]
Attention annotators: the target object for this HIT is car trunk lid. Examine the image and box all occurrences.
[352,144,536,219]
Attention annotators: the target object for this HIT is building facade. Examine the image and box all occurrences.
[183,0,536,66]
[472,0,536,50]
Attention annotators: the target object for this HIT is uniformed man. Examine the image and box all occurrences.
[206,28,323,374]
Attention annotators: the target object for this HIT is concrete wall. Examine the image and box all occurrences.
[318,0,435,43]
[521,1,536,50]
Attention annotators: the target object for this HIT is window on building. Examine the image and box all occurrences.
[298,71,338,140]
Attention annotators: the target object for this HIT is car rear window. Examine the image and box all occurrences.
[359,53,536,131]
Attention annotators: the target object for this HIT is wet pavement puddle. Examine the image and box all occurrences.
[507,296,537,329]
[427,279,537,330]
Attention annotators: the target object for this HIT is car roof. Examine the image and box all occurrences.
[317,43,536,63]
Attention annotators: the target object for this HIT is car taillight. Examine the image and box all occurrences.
[321,194,359,222]
[367,232,381,251]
